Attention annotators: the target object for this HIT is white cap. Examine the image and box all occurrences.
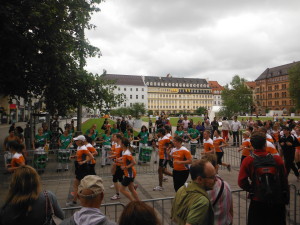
[73,135,86,141]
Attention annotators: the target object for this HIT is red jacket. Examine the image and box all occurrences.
[238,149,289,202]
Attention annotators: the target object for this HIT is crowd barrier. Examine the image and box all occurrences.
[61,185,300,225]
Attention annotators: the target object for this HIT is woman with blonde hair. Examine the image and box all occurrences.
[0,165,64,225]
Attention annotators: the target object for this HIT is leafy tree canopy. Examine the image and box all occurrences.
[196,106,207,115]
[288,62,300,109]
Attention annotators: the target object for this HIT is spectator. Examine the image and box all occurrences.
[110,123,119,134]
[188,119,194,129]
[171,159,215,225]
[119,201,161,225]
[211,117,219,135]
[182,116,190,130]
[196,121,205,144]
[0,165,64,225]
[230,116,241,146]
[203,154,233,225]
[127,115,134,128]
[3,129,21,152]
[120,117,127,134]
[204,119,213,136]
[177,117,183,127]
[238,131,289,225]
[61,175,116,225]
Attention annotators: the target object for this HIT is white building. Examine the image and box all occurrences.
[208,81,223,107]
[103,74,148,109]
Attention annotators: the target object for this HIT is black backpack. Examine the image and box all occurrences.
[252,154,285,203]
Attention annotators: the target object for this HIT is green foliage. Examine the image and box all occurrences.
[0,0,124,116]
[289,107,296,114]
[288,63,300,109]
[148,110,154,116]
[221,75,253,117]
[195,106,207,115]
[129,103,146,119]
[110,107,131,117]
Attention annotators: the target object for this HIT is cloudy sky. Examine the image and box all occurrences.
[85,0,300,85]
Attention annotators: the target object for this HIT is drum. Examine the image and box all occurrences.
[139,147,153,162]
[131,145,138,156]
[4,152,13,168]
[95,146,101,157]
[33,150,47,169]
[57,149,71,163]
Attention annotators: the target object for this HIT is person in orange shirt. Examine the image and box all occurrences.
[266,140,279,155]
[153,128,173,191]
[213,130,231,171]
[118,138,140,201]
[6,141,25,172]
[169,136,192,192]
[84,135,98,175]
[238,131,252,165]
[110,134,124,200]
[294,126,300,172]
[202,131,215,155]
[66,135,94,207]
[271,124,281,152]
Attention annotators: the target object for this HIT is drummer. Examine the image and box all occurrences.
[137,126,149,164]
[6,141,25,172]
[32,127,48,150]
[57,129,73,172]
[99,129,112,167]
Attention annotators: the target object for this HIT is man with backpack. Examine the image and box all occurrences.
[238,131,289,225]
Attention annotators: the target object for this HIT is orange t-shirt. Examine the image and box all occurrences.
[266,134,274,143]
[158,136,170,159]
[86,143,96,164]
[76,145,90,162]
[241,138,252,156]
[112,144,123,166]
[122,149,136,178]
[203,138,214,153]
[296,135,300,151]
[213,137,225,153]
[11,153,25,168]
[272,131,280,142]
[170,146,192,171]
[266,141,278,155]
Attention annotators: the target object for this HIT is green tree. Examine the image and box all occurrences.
[289,62,300,109]
[129,103,146,119]
[221,75,253,117]
[196,106,206,115]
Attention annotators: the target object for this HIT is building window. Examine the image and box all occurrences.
[130,88,132,91]
[118,87,120,91]
[136,88,138,91]
[136,95,138,99]
[130,95,132,99]
[142,95,144,99]
[124,88,126,91]
[130,103,132,107]
[124,103,126,107]
[142,88,144,91]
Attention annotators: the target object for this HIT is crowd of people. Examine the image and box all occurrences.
[2,114,300,225]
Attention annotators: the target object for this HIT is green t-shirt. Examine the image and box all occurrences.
[188,128,200,139]
[35,134,47,146]
[43,130,52,140]
[85,129,99,141]
[175,130,184,137]
[138,131,149,144]
[59,134,72,149]
[111,128,119,134]
[102,134,111,146]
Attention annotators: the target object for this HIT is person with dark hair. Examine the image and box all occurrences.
[84,135,98,175]
[118,138,139,201]
[238,131,289,225]
[169,136,192,191]
[3,129,21,152]
[119,201,161,225]
[280,127,300,180]
[203,154,233,225]
[171,159,215,225]
[32,127,47,150]
[188,124,200,158]
[99,129,112,167]
[202,130,215,155]
[175,125,184,138]
[57,129,73,172]
[6,141,25,172]
[230,116,241,146]
[238,131,252,165]
[153,128,173,191]
[0,166,64,225]
[61,175,116,225]
[213,130,230,171]
[120,117,127,134]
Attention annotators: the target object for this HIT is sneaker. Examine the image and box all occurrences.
[227,165,231,172]
[153,186,164,191]
[110,194,120,200]
[134,184,138,190]
[110,184,115,189]
[163,176,168,182]
[66,201,77,207]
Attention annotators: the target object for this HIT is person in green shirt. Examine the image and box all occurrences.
[111,123,119,134]
[85,124,99,143]
[175,126,184,138]
[137,126,150,164]
[100,129,111,167]
[188,124,200,158]
[57,129,73,171]
[58,130,73,150]
[32,127,48,150]
[171,159,215,225]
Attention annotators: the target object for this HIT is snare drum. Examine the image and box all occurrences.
[33,150,47,169]
[57,149,71,163]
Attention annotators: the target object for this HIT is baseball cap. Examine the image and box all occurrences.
[78,175,104,198]
[73,135,86,141]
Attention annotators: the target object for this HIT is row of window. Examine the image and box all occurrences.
[148,105,210,109]
[267,75,288,83]
[128,95,144,99]
[146,82,208,88]
[265,100,292,106]
[118,87,145,92]
[257,92,288,99]
[148,94,212,99]
[148,88,211,94]
[149,100,212,104]
[257,83,287,92]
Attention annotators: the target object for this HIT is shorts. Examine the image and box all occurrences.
[159,159,173,168]
[75,161,91,180]
[113,166,124,182]
[89,164,96,175]
[216,152,224,164]
[121,176,134,187]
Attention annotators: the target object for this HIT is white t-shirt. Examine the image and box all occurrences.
[182,120,190,129]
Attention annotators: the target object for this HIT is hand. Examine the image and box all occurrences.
[286,142,292,146]
[78,161,86,165]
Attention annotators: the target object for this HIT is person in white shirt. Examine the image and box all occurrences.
[222,117,230,142]
[230,116,241,146]
[182,116,190,130]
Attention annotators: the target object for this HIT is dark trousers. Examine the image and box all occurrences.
[248,200,286,225]
[284,157,299,178]
[173,170,189,192]
[232,131,239,145]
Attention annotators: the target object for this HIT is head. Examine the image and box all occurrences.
[113,123,117,129]
[173,136,184,148]
[295,126,300,135]
[223,117,227,120]
[201,153,218,172]
[77,175,104,208]
[74,135,86,146]
[5,166,41,208]
[8,129,15,137]
[15,126,23,134]
[119,201,162,225]
[121,138,131,151]
[243,131,251,139]
[8,141,24,153]
[141,125,148,132]
[84,135,93,144]
[282,127,291,136]
[63,129,69,136]
[157,128,166,137]
[203,130,210,140]
[115,134,123,144]
[184,116,187,120]
[250,131,266,150]
[38,127,43,135]
[177,126,182,131]
[190,160,216,191]
[164,125,171,133]
[214,129,221,137]
[92,124,97,130]
[205,119,210,125]
[234,116,237,121]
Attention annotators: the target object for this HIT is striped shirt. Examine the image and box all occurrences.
[207,175,233,225]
